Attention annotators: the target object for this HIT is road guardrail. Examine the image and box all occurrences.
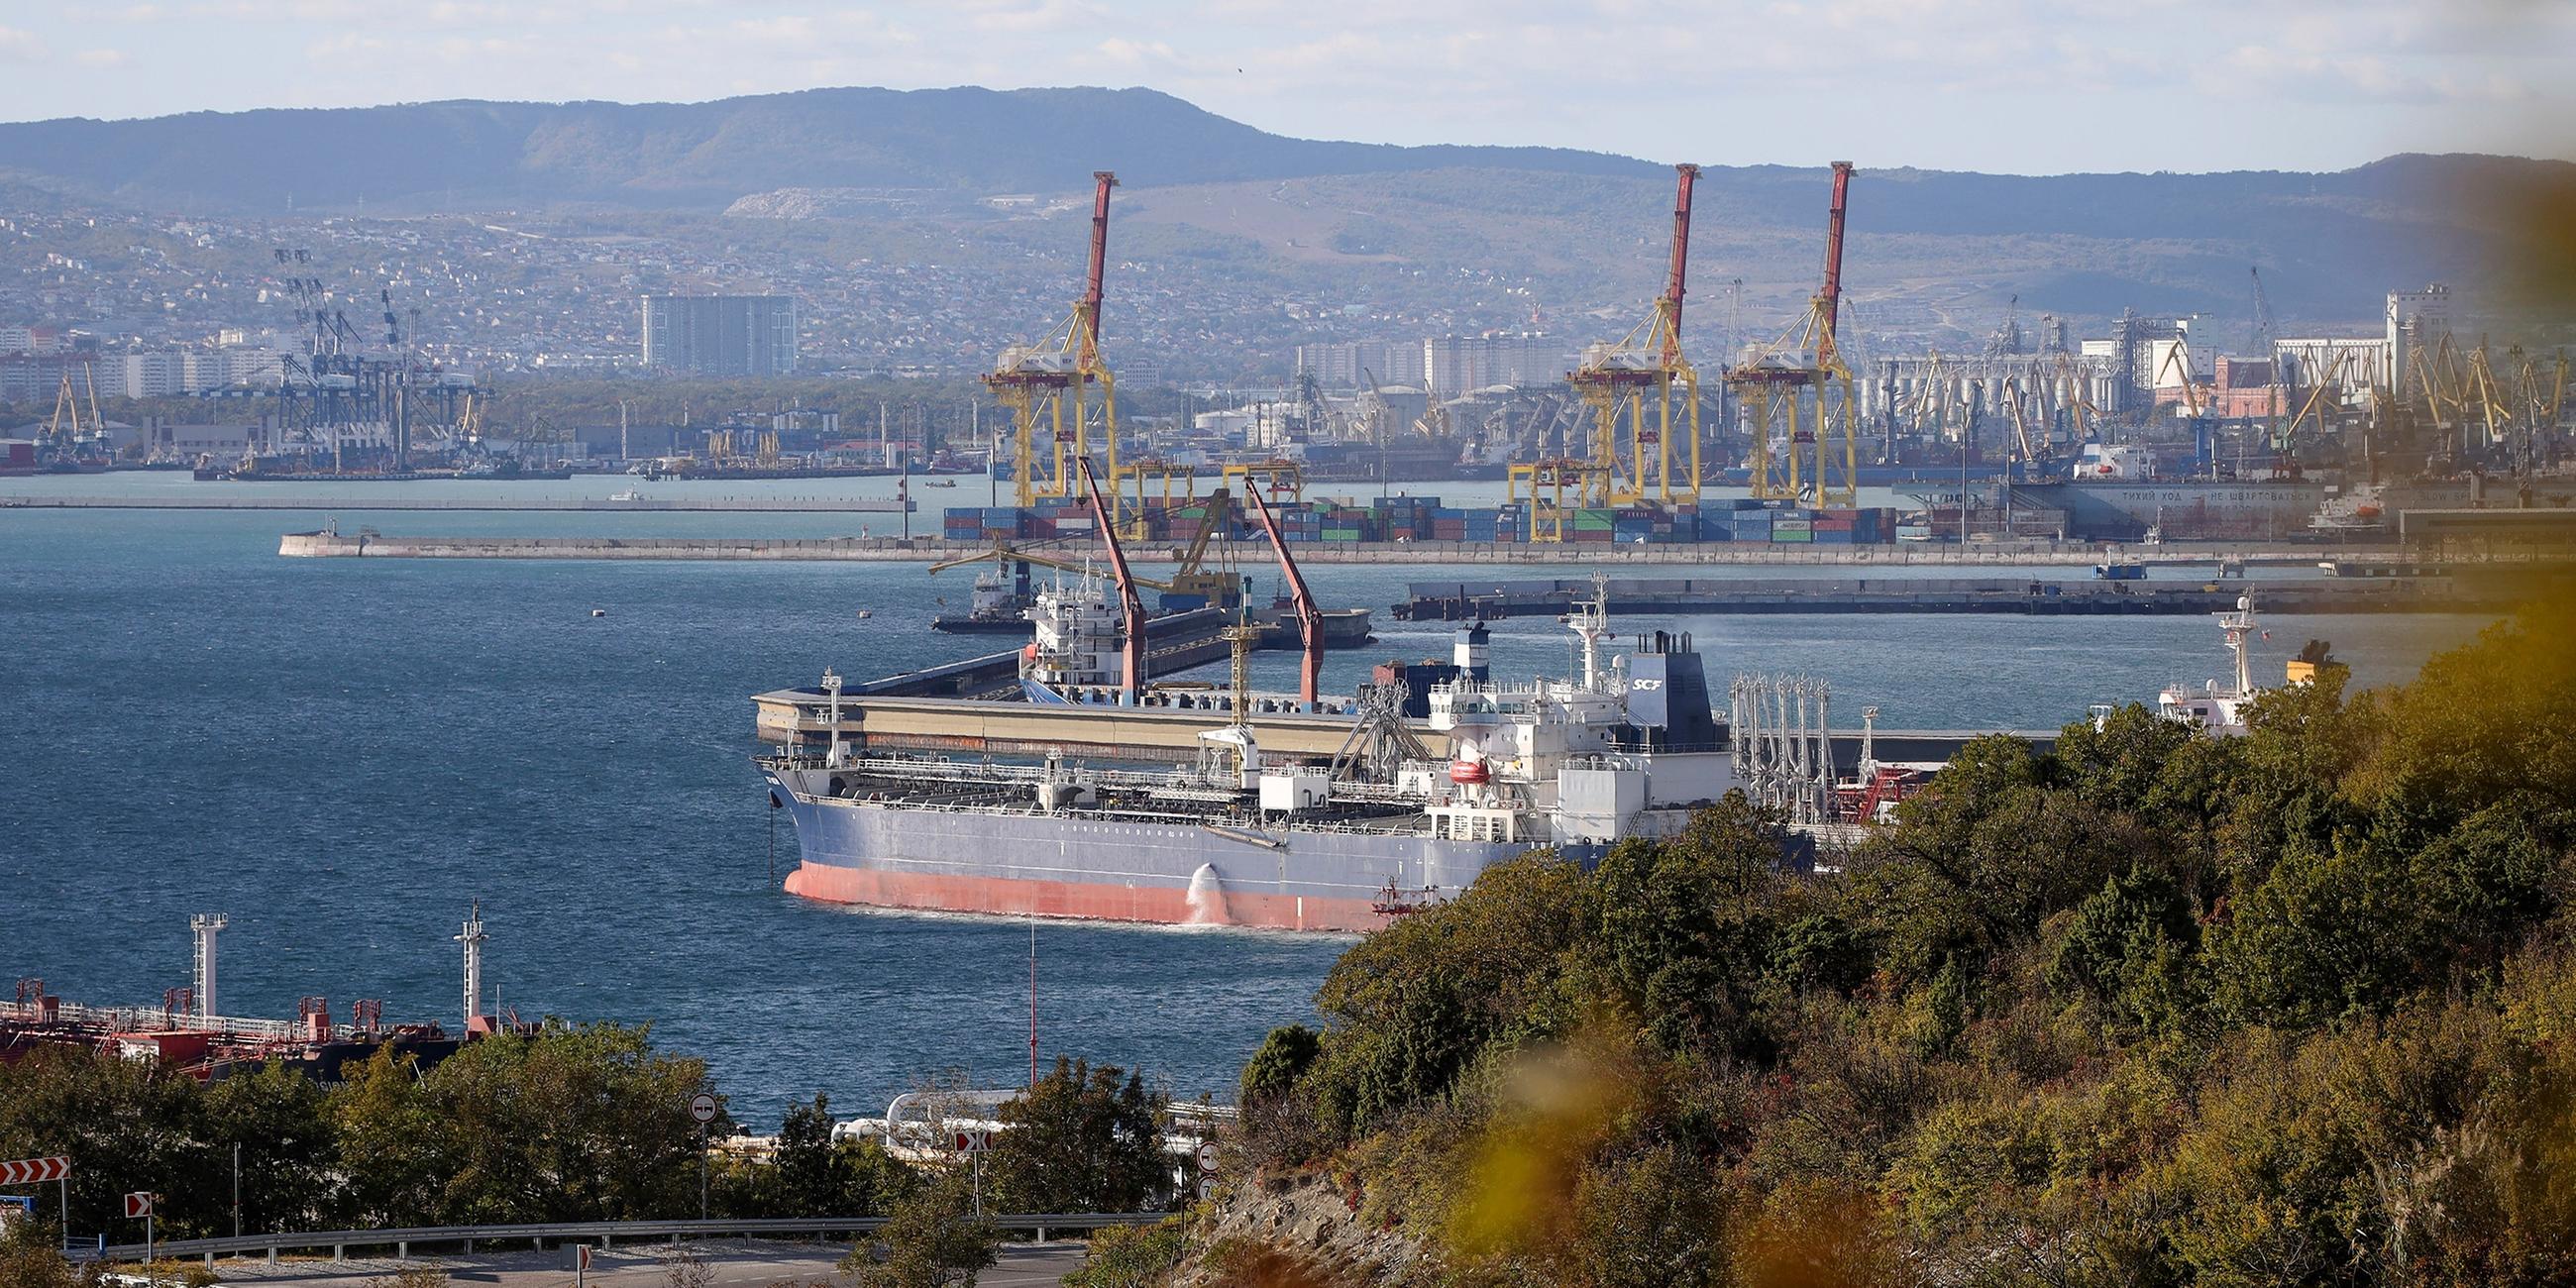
[102,1212,1170,1265]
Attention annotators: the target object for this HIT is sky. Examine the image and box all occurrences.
[1,0,2571,174]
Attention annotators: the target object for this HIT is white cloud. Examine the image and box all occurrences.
[75,48,129,66]
[0,25,44,60]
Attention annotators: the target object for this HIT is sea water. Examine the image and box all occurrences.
[0,479,2484,1125]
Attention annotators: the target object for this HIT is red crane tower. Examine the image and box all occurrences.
[1517,163,1705,534]
[1730,161,1861,507]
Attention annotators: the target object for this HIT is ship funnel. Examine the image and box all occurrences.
[1453,621,1490,681]
[1184,864,1233,926]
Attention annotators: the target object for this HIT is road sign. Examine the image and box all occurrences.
[125,1192,154,1219]
[690,1093,718,1125]
[1197,1142,1220,1174]
[0,1156,68,1185]
[950,1128,991,1154]
[577,1245,593,1269]
[1197,1176,1217,1202]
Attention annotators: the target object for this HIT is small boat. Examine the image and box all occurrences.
[608,490,643,502]
[855,609,874,619]
[590,608,608,618]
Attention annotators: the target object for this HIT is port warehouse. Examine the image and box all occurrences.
[949,494,1910,546]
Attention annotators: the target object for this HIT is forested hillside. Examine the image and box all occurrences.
[1202,587,2576,1286]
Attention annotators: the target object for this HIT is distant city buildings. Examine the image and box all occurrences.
[2387,283,2454,393]
[0,346,286,400]
[640,294,800,376]
[1297,334,1574,392]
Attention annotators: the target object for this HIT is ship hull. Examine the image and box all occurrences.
[765,771,1531,932]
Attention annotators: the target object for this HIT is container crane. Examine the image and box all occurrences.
[987,172,1122,513]
[1555,163,1704,508]
[1731,161,1860,506]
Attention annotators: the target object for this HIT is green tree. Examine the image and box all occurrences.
[1063,1216,1188,1288]
[420,1022,716,1224]
[844,1166,1000,1288]
[331,1046,451,1228]
[1585,796,1785,1061]
[989,1058,1169,1214]
[1303,853,1589,1136]
[1238,1026,1320,1105]
[204,1061,339,1234]
[770,1094,851,1217]
[0,1046,215,1237]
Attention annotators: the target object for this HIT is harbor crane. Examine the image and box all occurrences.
[43,364,105,463]
[1731,161,1861,506]
[1541,162,1705,511]
[988,172,1122,514]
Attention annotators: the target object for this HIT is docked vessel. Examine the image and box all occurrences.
[2153,592,2335,735]
[2156,592,2264,734]
[759,590,1738,931]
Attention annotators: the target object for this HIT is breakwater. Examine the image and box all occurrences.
[1397,575,2526,619]
[275,530,2414,567]
[9,494,910,513]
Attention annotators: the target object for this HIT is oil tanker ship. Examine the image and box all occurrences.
[759,590,1739,931]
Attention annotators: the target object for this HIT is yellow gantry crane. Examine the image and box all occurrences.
[1551,163,1705,510]
[985,171,1122,513]
[1730,162,1860,507]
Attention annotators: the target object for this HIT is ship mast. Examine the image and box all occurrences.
[2220,592,2257,698]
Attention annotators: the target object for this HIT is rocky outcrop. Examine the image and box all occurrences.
[1173,1170,1434,1288]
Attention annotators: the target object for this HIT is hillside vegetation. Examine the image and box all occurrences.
[1210,588,2576,1287]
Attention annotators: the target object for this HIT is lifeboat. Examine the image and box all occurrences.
[1449,758,1490,785]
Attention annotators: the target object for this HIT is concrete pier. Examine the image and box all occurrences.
[276,530,2418,567]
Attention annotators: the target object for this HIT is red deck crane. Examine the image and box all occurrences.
[1078,170,1115,366]
[1661,162,1698,369]
[1816,161,1854,368]
[1077,456,1145,704]
[1243,485,1323,708]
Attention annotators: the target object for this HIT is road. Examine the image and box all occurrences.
[185,1238,1086,1285]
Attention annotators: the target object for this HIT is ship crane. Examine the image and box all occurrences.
[1730,161,1861,506]
[1539,162,1705,513]
[930,487,1243,608]
[1077,456,1146,705]
[1244,484,1324,709]
[987,172,1123,516]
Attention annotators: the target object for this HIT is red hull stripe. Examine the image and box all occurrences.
[784,863,1386,933]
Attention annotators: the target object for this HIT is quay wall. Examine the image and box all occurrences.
[276,532,2419,567]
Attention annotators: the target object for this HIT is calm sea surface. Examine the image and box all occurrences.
[0,474,2487,1125]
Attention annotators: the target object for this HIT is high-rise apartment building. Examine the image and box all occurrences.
[640,294,800,376]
